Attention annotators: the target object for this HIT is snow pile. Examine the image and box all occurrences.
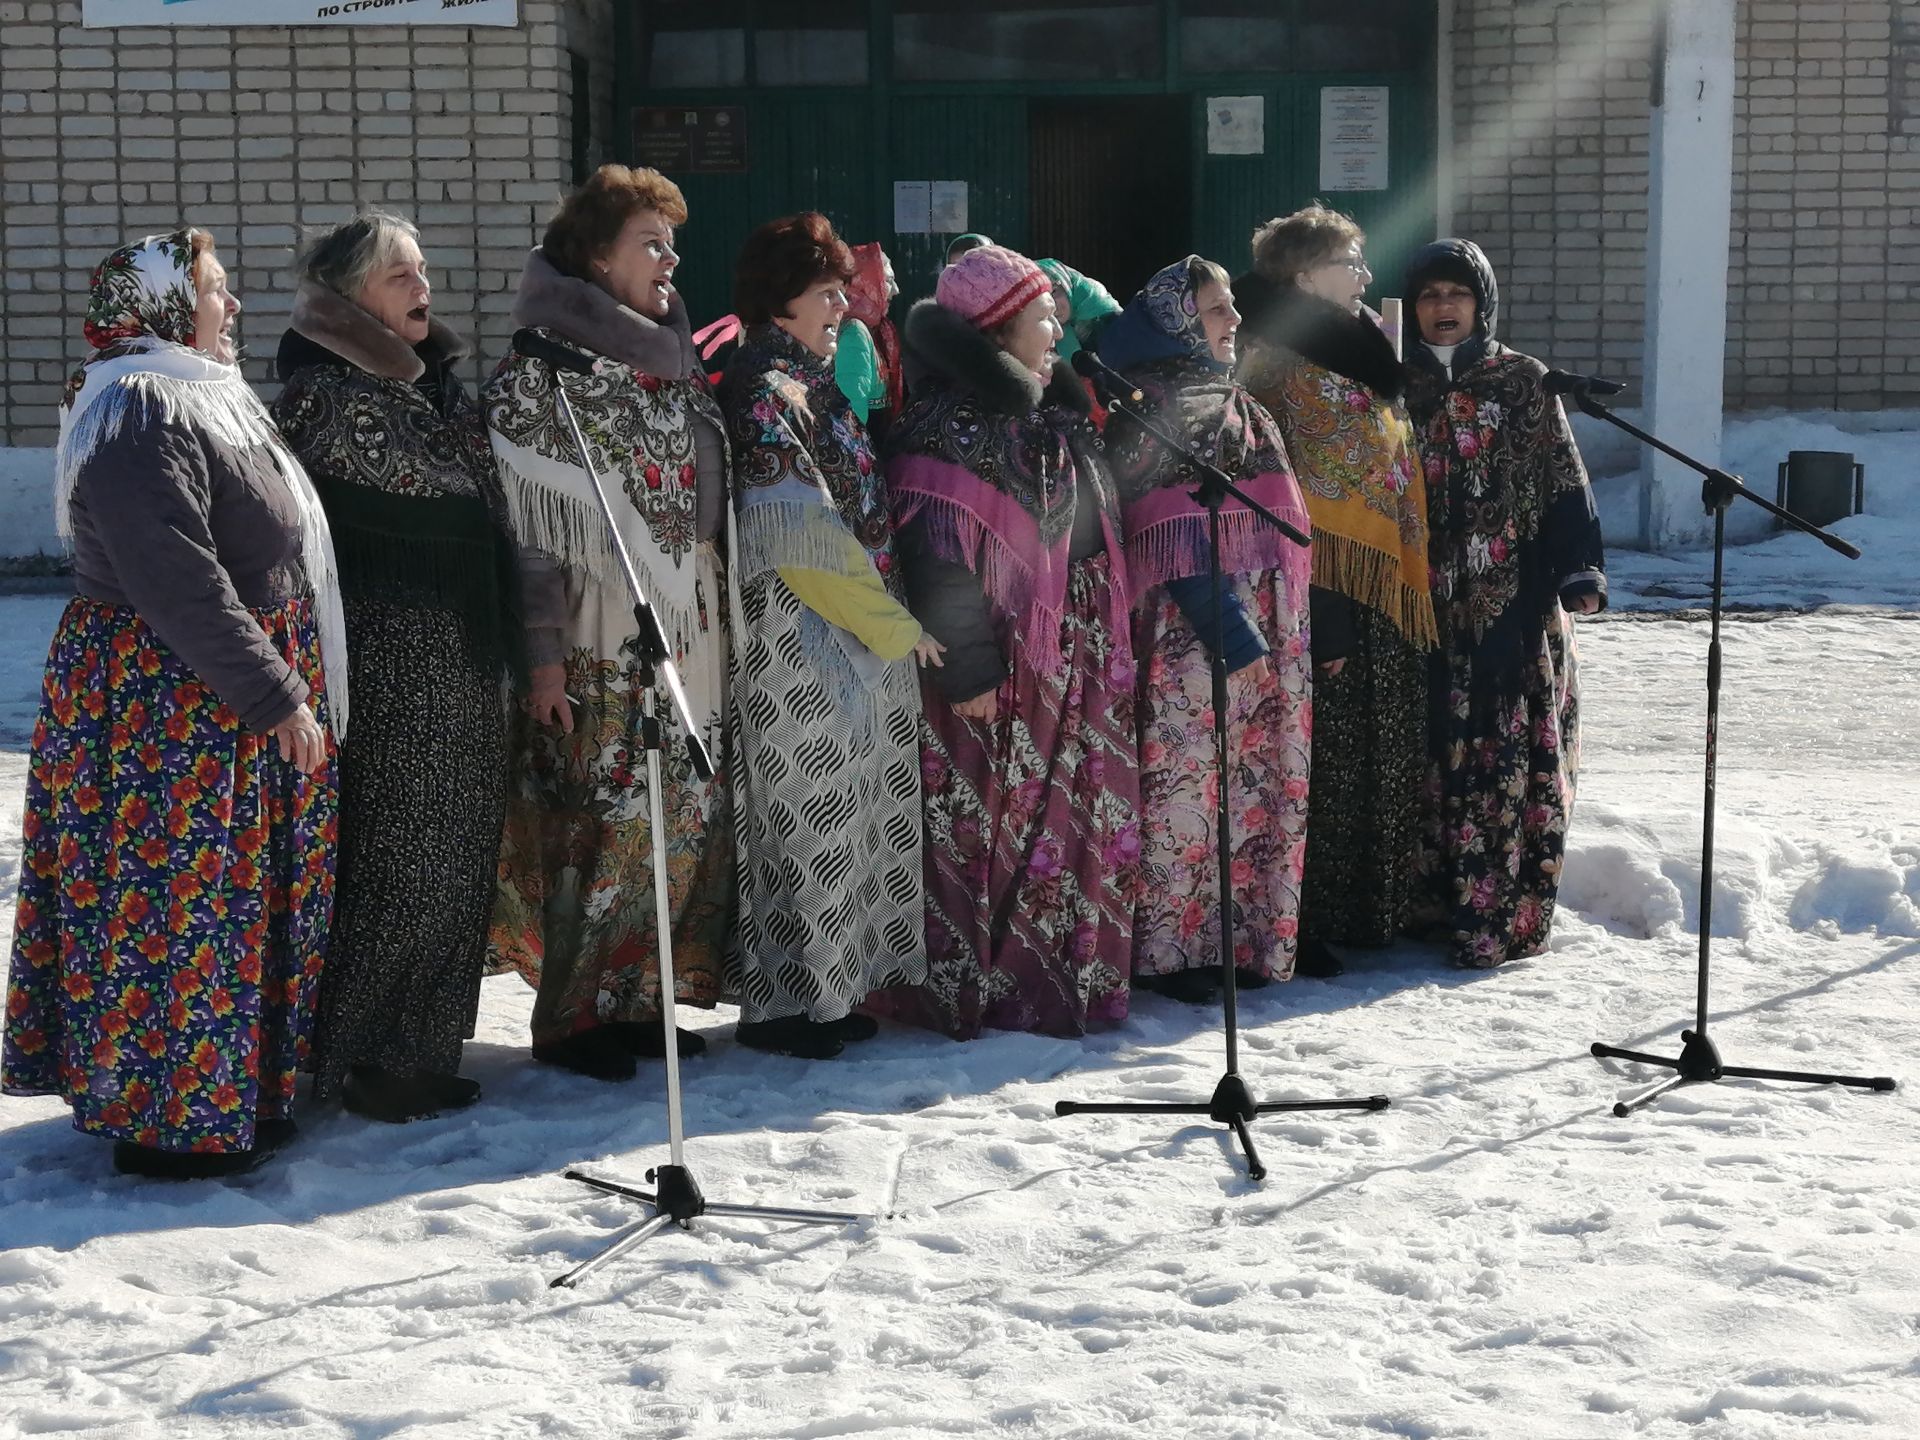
[1,606,1917,1439]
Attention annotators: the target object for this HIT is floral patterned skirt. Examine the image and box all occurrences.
[867,555,1141,1040]
[1415,605,1580,967]
[1132,568,1312,981]
[487,639,733,1047]
[2,596,338,1152]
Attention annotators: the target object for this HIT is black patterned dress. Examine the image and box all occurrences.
[273,324,515,1092]
[1404,344,1605,967]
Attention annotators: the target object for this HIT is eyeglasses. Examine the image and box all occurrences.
[1325,255,1372,278]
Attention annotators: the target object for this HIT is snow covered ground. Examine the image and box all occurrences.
[2,581,1917,1436]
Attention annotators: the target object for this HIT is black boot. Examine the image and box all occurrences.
[342,1065,446,1124]
[1234,967,1274,991]
[113,1116,296,1180]
[532,1027,639,1081]
[607,1021,708,1059]
[735,1016,846,1059]
[826,1013,880,1044]
[1136,969,1222,1004]
[416,1071,482,1112]
[1293,937,1345,979]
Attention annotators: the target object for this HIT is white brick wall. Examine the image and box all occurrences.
[7,0,1919,440]
[0,0,613,447]
[1449,0,1919,410]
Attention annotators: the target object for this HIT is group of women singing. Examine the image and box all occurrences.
[0,164,1605,1178]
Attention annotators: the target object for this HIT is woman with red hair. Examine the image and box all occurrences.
[483,165,734,1081]
[717,213,939,1058]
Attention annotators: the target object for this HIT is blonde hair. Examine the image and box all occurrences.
[1250,204,1366,282]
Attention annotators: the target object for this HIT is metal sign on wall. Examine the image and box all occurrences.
[633,107,749,175]
[82,0,517,26]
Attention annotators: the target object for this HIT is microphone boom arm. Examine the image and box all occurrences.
[1075,350,1308,548]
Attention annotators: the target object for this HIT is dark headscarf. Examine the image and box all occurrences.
[1405,238,1501,342]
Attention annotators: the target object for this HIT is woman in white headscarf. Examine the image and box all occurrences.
[1,229,345,1179]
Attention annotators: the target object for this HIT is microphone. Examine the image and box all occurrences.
[513,327,600,376]
[1543,368,1624,398]
[1070,348,1143,403]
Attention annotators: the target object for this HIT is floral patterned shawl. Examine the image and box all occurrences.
[719,322,898,690]
[1405,341,1600,681]
[1235,275,1435,648]
[483,249,721,664]
[1097,257,1313,608]
[886,298,1129,673]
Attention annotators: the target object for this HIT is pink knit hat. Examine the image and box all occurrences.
[936,245,1050,331]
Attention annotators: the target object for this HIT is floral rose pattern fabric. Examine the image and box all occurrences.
[2,597,337,1152]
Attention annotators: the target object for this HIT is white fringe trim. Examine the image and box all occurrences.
[490,434,704,660]
[55,348,349,739]
[57,362,279,540]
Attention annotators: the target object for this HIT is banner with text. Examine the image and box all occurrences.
[82,0,517,27]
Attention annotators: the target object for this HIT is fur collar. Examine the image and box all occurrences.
[285,280,468,383]
[509,248,694,379]
[901,299,1088,418]
[1234,271,1406,403]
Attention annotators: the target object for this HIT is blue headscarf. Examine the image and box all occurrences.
[1094,256,1228,376]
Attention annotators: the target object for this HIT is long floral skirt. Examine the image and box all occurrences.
[1132,568,1312,982]
[487,638,733,1047]
[727,575,926,1024]
[868,555,1141,1040]
[1415,606,1580,968]
[1300,606,1429,947]
[1,596,337,1153]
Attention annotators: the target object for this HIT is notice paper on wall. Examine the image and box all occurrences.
[893,182,933,235]
[929,181,969,234]
[1319,86,1390,191]
[82,0,516,25]
[1206,96,1265,156]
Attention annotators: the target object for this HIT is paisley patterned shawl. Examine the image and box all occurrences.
[1405,342,1594,675]
[718,323,901,694]
[1098,258,1313,608]
[483,324,722,661]
[886,298,1095,671]
[273,307,518,663]
[1235,275,1435,648]
[719,323,894,583]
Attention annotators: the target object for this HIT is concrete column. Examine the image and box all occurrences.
[1639,0,1737,550]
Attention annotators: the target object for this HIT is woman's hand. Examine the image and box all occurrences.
[269,704,328,775]
[913,634,947,668]
[1318,657,1348,678]
[528,663,575,734]
[1233,656,1275,692]
[952,690,999,723]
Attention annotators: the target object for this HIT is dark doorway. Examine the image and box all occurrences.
[1028,97,1191,303]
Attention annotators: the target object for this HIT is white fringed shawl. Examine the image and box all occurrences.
[57,339,351,739]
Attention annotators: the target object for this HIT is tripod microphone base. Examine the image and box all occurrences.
[1592,1029,1896,1118]
[549,1166,871,1289]
[1055,1074,1390,1182]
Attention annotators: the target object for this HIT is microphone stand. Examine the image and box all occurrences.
[508,330,872,1289]
[1567,382,1896,1115]
[1054,354,1390,1181]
